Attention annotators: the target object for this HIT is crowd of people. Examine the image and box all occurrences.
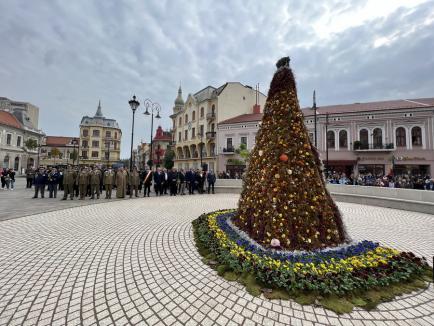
[20,165,218,200]
[326,171,434,190]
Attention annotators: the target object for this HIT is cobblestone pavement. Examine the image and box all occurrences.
[0,194,433,326]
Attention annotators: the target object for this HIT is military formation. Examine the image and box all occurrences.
[26,164,217,200]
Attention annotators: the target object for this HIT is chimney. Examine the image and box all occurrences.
[253,83,261,113]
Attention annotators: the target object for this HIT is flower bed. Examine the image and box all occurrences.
[192,210,433,313]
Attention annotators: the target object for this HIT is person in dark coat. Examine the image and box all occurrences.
[47,168,60,198]
[186,168,194,194]
[33,167,48,198]
[153,168,164,196]
[25,168,35,188]
[177,169,186,195]
[194,169,203,194]
[168,168,178,196]
[207,170,216,194]
[143,168,153,197]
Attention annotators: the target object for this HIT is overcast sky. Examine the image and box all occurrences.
[1,0,433,158]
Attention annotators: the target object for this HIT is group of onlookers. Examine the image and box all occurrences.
[327,171,434,190]
[19,165,218,200]
[0,168,16,190]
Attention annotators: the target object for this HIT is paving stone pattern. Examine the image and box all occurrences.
[0,191,433,325]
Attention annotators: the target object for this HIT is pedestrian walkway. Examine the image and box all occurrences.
[0,193,433,325]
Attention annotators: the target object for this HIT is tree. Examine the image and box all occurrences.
[51,147,61,165]
[235,143,250,163]
[163,148,175,169]
[233,57,348,251]
[70,149,78,164]
[24,138,38,151]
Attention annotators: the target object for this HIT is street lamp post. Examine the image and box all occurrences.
[198,132,204,169]
[325,112,330,178]
[313,90,317,148]
[106,140,113,168]
[143,99,161,168]
[128,95,140,172]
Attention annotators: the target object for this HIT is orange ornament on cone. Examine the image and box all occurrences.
[279,153,289,162]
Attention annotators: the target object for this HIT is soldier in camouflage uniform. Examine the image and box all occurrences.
[78,167,89,200]
[90,166,102,199]
[104,167,115,199]
[62,165,76,200]
[129,166,140,198]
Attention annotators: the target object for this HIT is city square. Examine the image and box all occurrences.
[1,1,434,325]
[0,181,433,325]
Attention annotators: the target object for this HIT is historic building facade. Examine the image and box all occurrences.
[171,83,266,171]
[217,97,434,176]
[39,136,79,167]
[79,101,122,166]
[0,97,40,130]
[0,110,44,174]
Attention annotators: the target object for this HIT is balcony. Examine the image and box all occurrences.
[206,131,216,140]
[353,142,395,151]
[222,147,235,154]
[206,112,216,120]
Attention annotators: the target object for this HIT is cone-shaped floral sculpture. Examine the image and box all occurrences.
[233,57,348,251]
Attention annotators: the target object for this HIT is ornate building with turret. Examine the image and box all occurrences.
[170,83,266,172]
[79,101,122,166]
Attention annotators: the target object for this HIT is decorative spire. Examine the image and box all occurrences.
[174,84,184,106]
[95,100,103,117]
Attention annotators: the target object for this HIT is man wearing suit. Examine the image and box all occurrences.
[153,168,164,196]
[33,167,48,198]
[142,168,153,197]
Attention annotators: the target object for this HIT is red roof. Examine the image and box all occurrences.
[302,98,434,116]
[45,136,74,146]
[0,111,22,129]
[219,113,263,125]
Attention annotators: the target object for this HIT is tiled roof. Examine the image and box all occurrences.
[218,113,263,125]
[0,111,22,129]
[45,136,74,146]
[302,98,434,116]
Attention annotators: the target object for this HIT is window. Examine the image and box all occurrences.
[373,128,382,148]
[82,151,88,159]
[6,134,11,145]
[241,136,247,146]
[82,129,88,137]
[92,141,99,148]
[338,130,347,149]
[82,140,88,148]
[16,136,21,147]
[200,107,204,118]
[211,104,215,115]
[411,126,422,146]
[184,130,188,141]
[105,131,111,138]
[226,138,233,149]
[91,151,99,158]
[179,117,182,126]
[114,132,117,139]
[192,111,196,121]
[200,125,204,136]
[396,127,406,147]
[359,129,369,148]
[326,131,335,149]
[92,130,100,137]
[185,114,188,123]
[192,127,196,139]
[105,152,110,160]
[211,123,215,132]
[178,132,181,142]
[113,142,117,150]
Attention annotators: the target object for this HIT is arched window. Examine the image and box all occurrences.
[326,131,335,149]
[339,130,348,149]
[200,107,204,118]
[179,117,182,126]
[396,127,406,147]
[411,126,422,146]
[3,156,10,169]
[211,104,215,115]
[14,157,19,170]
[185,114,188,123]
[359,129,369,148]
[373,128,382,148]
[192,111,196,121]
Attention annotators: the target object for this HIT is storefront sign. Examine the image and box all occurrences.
[395,156,426,161]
